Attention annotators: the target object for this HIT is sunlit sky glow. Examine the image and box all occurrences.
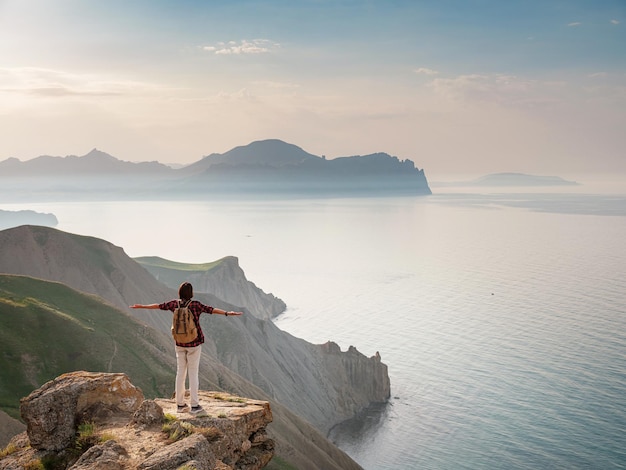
[1,0,624,178]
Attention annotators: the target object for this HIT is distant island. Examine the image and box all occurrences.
[434,172,579,188]
[0,139,432,201]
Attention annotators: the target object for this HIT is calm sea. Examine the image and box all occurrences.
[3,181,626,469]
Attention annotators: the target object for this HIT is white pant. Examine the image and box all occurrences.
[175,345,202,407]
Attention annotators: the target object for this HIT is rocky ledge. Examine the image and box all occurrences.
[0,371,274,470]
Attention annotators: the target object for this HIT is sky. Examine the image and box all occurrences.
[0,0,624,179]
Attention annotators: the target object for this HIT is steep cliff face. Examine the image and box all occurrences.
[317,343,391,418]
[0,225,388,469]
[132,257,389,429]
[209,318,391,432]
[0,274,363,470]
[135,256,286,320]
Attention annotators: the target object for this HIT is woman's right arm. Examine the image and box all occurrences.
[129,304,161,309]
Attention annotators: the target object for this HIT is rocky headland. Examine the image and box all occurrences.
[135,256,286,321]
[0,225,389,469]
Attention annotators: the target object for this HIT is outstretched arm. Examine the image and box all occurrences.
[130,304,160,309]
[215,308,243,317]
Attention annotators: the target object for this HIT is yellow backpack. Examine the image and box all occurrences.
[171,300,198,344]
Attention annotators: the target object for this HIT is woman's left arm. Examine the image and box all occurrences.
[130,304,161,309]
[215,308,243,316]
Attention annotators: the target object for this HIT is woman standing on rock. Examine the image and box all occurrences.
[130,281,242,415]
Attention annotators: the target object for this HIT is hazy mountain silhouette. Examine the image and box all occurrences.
[0,209,58,230]
[0,148,171,177]
[181,139,319,174]
[181,140,431,195]
[0,139,431,200]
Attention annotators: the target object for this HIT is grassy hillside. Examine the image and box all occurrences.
[134,256,223,292]
[135,255,286,321]
[0,226,368,469]
[0,274,175,419]
[0,274,364,470]
[135,256,222,272]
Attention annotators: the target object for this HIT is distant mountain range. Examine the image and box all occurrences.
[0,139,431,201]
[0,148,171,176]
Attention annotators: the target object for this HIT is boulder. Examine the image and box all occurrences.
[130,400,164,428]
[20,371,144,451]
[138,433,216,470]
[68,439,128,470]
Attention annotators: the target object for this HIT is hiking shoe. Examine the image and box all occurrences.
[177,404,189,413]
[189,405,207,416]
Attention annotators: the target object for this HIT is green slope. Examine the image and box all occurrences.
[134,256,222,272]
[134,256,223,290]
[0,274,175,419]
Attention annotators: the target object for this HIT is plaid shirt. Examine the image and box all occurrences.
[159,299,214,347]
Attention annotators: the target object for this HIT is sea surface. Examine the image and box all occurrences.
[3,180,626,469]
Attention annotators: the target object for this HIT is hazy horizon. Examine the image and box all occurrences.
[1,1,625,179]
[1,142,623,185]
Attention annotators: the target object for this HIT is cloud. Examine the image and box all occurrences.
[252,80,300,90]
[217,88,257,102]
[610,19,620,25]
[0,67,162,98]
[414,67,439,76]
[202,39,280,55]
[23,86,121,97]
[428,73,562,108]
[589,72,608,78]
[568,22,582,27]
